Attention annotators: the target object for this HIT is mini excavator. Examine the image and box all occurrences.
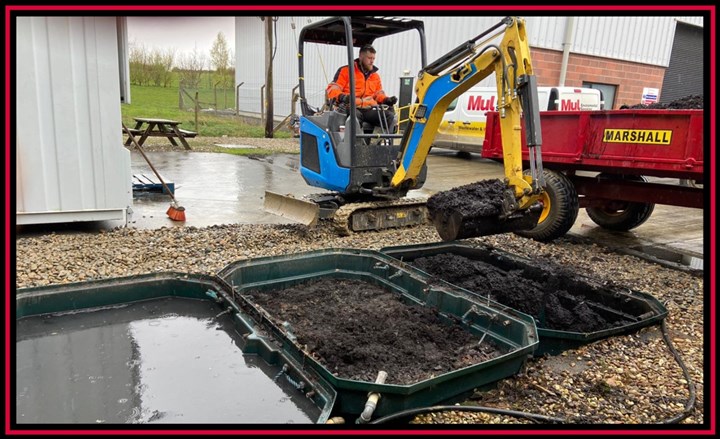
[265,16,545,240]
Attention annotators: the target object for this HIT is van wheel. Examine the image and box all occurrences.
[515,169,579,242]
[585,174,655,231]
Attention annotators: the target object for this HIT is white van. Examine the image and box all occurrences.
[433,86,604,153]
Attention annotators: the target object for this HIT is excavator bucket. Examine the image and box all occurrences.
[429,203,542,241]
[426,179,543,241]
[263,191,320,227]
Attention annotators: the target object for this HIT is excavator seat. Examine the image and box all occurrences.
[361,121,375,133]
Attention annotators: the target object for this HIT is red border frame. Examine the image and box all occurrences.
[5,4,715,436]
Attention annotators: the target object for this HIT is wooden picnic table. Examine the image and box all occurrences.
[124,117,196,150]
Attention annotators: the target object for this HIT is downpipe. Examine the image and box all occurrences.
[356,371,388,424]
[559,16,575,86]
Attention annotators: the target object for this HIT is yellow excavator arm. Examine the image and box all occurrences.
[391,16,545,212]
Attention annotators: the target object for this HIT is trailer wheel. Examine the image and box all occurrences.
[585,174,655,231]
[515,169,579,242]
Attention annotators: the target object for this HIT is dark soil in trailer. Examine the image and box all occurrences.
[621,94,704,109]
[411,253,634,333]
[245,278,506,385]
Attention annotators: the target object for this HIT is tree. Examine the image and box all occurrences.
[210,32,232,89]
[210,32,230,82]
[128,40,175,88]
[150,48,176,87]
[210,32,234,109]
[177,46,206,89]
[128,40,150,85]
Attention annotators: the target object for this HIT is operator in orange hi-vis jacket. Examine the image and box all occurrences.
[326,44,399,134]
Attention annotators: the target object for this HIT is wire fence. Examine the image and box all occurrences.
[179,82,236,111]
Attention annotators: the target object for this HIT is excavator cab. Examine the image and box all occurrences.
[296,16,429,199]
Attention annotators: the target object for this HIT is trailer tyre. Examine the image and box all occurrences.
[515,169,579,242]
[585,174,655,231]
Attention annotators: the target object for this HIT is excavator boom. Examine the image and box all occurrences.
[390,16,545,240]
[393,17,543,200]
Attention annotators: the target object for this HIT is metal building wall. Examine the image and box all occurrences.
[234,15,460,116]
[419,16,704,68]
[235,16,346,117]
[660,21,705,102]
[570,17,674,67]
[234,15,705,117]
[16,16,132,225]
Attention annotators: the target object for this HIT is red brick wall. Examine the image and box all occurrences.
[530,48,666,109]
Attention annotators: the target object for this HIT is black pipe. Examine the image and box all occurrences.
[369,404,566,424]
[369,310,697,426]
[658,315,697,424]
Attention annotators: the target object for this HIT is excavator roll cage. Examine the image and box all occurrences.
[297,16,427,147]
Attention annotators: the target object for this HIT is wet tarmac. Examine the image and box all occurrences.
[128,151,318,229]
[27,148,706,272]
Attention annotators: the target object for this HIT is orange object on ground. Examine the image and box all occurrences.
[122,122,187,222]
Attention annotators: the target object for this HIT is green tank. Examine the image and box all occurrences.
[380,242,668,356]
[217,248,538,420]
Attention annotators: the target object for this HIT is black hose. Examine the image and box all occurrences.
[368,404,566,425]
[658,315,697,424]
[369,312,697,426]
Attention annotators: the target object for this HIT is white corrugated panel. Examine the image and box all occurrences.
[382,15,705,68]
[235,16,343,116]
[235,17,265,114]
[406,16,508,88]
[572,16,680,66]
[425,16,704,67]
[235,16,514,116]
[16,17,132,225]
[525,16,568,50]
[234,15,705,116]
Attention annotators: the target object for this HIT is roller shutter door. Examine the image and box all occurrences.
[660,22,703,103]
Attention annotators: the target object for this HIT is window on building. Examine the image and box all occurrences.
[582,82,616,109]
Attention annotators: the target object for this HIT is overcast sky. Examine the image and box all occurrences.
[127,16,235,59]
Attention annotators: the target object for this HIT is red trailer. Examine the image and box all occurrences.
[481,109,705,241]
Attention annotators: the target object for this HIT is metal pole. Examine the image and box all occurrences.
[235,81,244,115]
[559,17,575,87]
[194,91,199,131]
[260,85,265,126]
[265,16,274,138]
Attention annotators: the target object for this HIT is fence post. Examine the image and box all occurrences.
[179,83,184,110]
[260,85,266,126]
[235,82,244,115]
[195,91,199,132]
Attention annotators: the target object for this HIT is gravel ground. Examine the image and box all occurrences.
[14,137,705,427]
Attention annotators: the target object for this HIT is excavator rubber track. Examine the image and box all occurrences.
[304,192,430,235]
[264,191,430,235]
[329,197,429,236]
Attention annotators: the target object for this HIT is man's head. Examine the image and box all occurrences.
[359,44,376,72]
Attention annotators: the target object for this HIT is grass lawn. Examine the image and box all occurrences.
[122,84,291,139]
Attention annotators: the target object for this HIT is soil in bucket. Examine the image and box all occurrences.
[410,253,634,333]
[245,277,506,385]
[426,179,540,240]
